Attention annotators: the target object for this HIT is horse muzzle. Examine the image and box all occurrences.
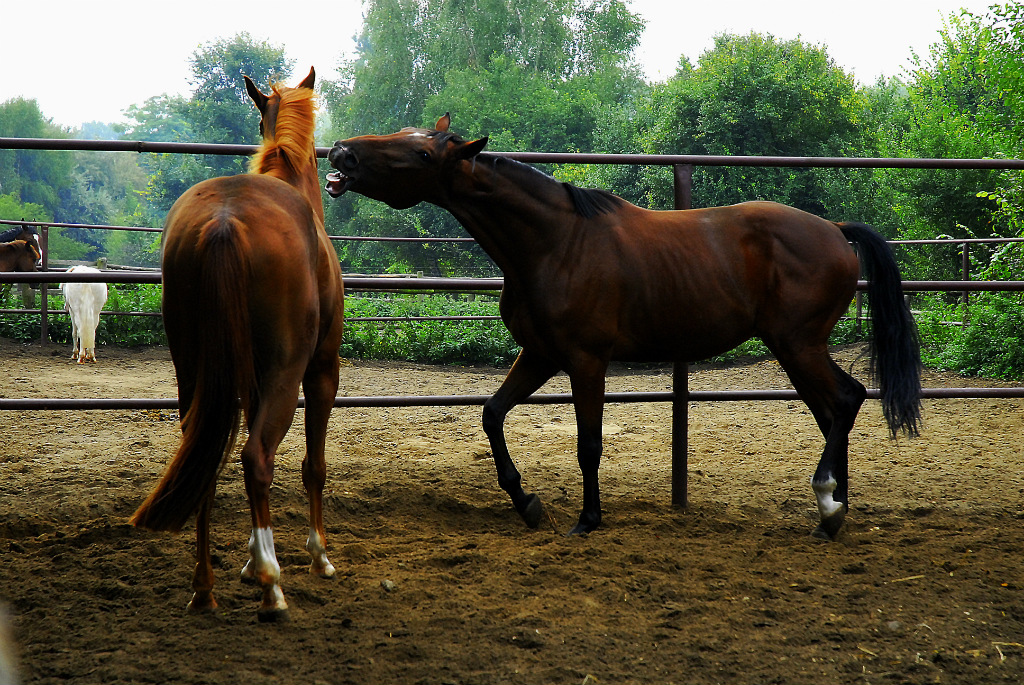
[325,144,358,197]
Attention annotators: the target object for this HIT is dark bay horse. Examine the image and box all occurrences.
[326,114,921,539]
[132,68,345,620]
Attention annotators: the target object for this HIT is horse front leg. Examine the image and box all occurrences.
[482,349,559,528]
[301,349,340,579]
[186,490,217,614]
[568,366,607,535]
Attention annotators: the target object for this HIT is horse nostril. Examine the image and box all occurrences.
[343,149,358,170]
[328,145,358,171]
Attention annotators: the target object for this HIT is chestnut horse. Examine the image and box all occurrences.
[326,114,921,539]
[0,239,40,272]
[132,68,345,620]
[0,225,42,272]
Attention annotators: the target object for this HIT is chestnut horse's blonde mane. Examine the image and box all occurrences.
[248,84,317,178]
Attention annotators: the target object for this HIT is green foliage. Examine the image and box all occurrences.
[98,285,166,346]
[0,98,75,221]
[0,193,49,222]
[0,284,166,346]
[634,33,868,213]
[872,9,1011,282]
[917,292,1024,380]
[45,227,95,262]
[341,295,520,366]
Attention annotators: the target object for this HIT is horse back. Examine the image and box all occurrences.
[509,200,860,364]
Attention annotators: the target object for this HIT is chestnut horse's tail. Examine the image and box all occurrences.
[838,222,922,438]
[131,217,257,532]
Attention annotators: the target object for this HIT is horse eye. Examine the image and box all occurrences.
[419,151,431,162]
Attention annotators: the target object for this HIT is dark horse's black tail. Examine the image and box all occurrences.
[839,222,922,438]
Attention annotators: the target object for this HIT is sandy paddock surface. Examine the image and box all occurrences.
[2,339,1024,684]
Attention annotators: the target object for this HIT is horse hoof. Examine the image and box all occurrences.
[257,607,291,623]
[518,493,544,528]
[812,512,845,541]
[186,593,218,614]
[567,517,599,536]
[310,562,336,579]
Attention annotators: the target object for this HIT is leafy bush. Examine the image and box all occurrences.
[341,295,520,366]
[918,292,1024,380]
[6,283,1021,380]
[99,284,166,346]
[0,283,166,346]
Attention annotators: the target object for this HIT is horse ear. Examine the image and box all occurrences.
[243,75,269,113]
[435,113,451,132]
[298,66,315,90]
[457,136,488,160]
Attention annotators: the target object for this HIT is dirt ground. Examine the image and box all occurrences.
[2,338,1024,684]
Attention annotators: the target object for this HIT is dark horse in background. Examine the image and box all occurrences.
[132,68,345,621]
[326,114,921,539]
[0,225,42,272]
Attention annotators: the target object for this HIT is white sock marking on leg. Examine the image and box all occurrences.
[811,475,844,519]
[306,529,336,577]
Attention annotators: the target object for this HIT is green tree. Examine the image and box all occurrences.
[0,98,74,221]
[635,33,868,214]
[873,10,1013,280]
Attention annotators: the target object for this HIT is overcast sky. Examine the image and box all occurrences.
[4,0,995,129]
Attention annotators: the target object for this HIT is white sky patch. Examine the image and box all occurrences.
[4,0,995,129]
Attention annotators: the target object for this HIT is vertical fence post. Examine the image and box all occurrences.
[671,164,693,509]
[961,241,970,328]
[854,243,863,337]
[39,226,50,344]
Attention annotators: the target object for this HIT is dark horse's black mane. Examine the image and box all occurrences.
[0,225,34,242]
[466,148,623,219]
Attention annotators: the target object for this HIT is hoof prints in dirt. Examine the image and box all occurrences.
[3,342,1024,684]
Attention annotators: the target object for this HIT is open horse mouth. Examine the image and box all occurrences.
[324,171,351,198]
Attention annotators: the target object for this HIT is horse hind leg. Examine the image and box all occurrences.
[186,492,218,614]
[776,349,866,540]
[239,387,301,622]
[567,364,607,535]
[301,346,341,579]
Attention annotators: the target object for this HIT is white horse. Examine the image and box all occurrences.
[62,265,108,363]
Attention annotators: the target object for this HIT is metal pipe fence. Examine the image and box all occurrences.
[3,139,1024,508]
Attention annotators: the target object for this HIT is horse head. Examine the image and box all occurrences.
[244,67,322,218]
[0,225,42,267]
[22,227,42,268]
[244,66,316,148]
[325,113,489,209]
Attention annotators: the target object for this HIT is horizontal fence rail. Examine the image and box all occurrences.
[3,387,1023,412]
[6,136,1024,170]
[6,270,1024,293]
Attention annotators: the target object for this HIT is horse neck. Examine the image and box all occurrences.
[291,153,326,224]
[259,148,325,224]
[0,241,35,271]
[443,157,577,276]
